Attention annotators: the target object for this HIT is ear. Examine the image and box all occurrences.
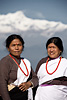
[7,48,9,51]
[60,50,62,54]
[60,50,62,53]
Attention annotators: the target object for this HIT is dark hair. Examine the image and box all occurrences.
[6,34,24,49]
[46,37,64,53]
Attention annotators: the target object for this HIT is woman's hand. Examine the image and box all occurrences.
[19,81,32,92]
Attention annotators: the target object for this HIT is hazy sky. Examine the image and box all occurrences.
[0,0,67,24]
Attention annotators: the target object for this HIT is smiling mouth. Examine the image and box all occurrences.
[50,53,54,54]
[14,51,20,53]
[50,52,55,55]
[50,52,53,54]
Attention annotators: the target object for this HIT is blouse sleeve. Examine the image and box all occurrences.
[0,59,11,100]
[29,67,38,87]
[35,57,47,74]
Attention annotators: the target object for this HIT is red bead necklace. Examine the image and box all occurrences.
[9,54,29,76]
[46,56,62,75]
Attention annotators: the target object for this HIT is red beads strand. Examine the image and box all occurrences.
[46,57,62,75]
[9,54,29,76]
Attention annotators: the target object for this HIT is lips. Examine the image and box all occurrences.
[50,53,54,55]
[14,51,20,53]
[50,52,54,54]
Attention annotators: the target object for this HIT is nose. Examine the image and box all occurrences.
[15,45,19,49]
[50,47,54,51]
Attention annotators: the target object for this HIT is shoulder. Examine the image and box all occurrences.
[39,57,48,63]
[0,55,14,66]
[62,57,67,64]
[61,57,67,62]
[35,57,48,74]
[0,55,12,70]
[62,57,67,60]
[0,55,10,62]
[36,57,48,67]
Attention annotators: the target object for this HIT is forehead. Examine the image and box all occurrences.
[11,39,22,44]
[48,43,57,47]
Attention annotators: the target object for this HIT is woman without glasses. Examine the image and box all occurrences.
[0,34,38,100]
[35,37,67,100]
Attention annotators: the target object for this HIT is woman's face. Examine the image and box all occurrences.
[47,43,61,59]
[8,39,23,58]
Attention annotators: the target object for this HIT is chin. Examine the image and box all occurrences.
[13,55,20,58]
[49,56,55,59]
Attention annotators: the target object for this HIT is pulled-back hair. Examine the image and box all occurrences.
[6,34,24,49]
[46,37,64,54]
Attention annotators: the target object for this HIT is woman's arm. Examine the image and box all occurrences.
[0,59,11,100]
[30,67,38,87]
[19,67,38,91]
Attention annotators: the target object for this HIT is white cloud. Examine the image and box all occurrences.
[0,11,67,36]
[41,22,67,37]
[0,10,67,47]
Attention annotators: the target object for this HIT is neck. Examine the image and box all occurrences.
[10,53,21,59]
[48,56,61,60]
